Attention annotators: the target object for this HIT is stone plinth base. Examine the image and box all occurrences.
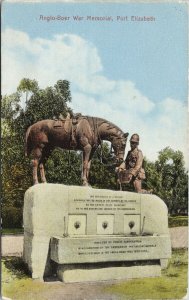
[23,184,171,280]
[57,265,161,283]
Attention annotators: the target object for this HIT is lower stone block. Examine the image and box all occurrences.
[57,264,161,283]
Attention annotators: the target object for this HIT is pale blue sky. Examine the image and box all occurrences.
[2,2,188,102]
[2,2,188,163]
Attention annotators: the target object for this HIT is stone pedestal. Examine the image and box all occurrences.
[23,184,171,281]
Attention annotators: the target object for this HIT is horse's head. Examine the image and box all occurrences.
[111,132,129,164]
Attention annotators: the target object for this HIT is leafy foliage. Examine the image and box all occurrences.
[89,143,118,190]
[45,149,82,186]
[143,147,188,214]
[1,79,73,227]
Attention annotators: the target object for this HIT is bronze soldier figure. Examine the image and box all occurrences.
[117,133,148,193]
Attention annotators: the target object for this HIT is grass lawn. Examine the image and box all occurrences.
[2,228,24,235]
[168,216,188,228]
[2,249,188,300]
[2,257,54,300]
[105,249,188,299]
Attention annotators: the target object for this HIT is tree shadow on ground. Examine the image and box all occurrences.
[3,257,30,279]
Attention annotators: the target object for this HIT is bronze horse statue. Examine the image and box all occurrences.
[25,114,129,186]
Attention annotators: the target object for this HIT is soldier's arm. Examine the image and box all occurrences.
[130,151,143,177]
[119,161,126,169]
[115,161,126,173]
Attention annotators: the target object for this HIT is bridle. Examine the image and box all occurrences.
[111,136,126,163]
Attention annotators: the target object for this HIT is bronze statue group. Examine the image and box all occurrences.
[25,113,151,193]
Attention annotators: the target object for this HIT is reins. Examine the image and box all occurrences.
[96,144,117,167]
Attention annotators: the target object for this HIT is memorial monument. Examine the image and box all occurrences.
[23,114,171,282]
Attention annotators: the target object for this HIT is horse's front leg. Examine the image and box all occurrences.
[39,163,47,183]
[86,160,91,181]
[86,148,96,182]
[82,144,92,186]
[32,158,39,185]
[39,146,52,183]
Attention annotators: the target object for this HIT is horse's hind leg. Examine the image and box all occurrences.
[39,146,52,183]
[31,147,42,185]
[39,163,47,183]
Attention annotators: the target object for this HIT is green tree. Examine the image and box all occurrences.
[2,93,32,227]
[143,158,160,193]
[155,147,188,214]
[89,142,118,190]
[16,79,72,136]
[17,78,39,103]
[45,149,82,186]
[143,148,188,215]
[2,79,73,228]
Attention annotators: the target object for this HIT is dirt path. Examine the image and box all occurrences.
[41,280,122,300]
[1,235,23,256]
[169,227,188,248]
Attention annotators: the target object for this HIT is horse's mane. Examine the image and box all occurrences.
[83,115,124,137]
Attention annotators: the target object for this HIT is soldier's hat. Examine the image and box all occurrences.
[130,134,139,143]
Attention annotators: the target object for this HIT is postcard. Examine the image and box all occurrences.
[1,1,188,299]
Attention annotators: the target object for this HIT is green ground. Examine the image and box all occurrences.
[105,249,188,299]
[2,228,24,235]
[168,216,188,228]
[2,249,188,300]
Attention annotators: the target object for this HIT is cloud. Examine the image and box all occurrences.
[2,28,188,166]
[2,28,102,93]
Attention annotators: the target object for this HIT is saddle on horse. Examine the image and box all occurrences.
[53,113,83,148]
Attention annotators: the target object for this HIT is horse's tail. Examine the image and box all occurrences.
[25,125,32,157]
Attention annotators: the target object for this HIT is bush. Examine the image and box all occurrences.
[2,206,23,228]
